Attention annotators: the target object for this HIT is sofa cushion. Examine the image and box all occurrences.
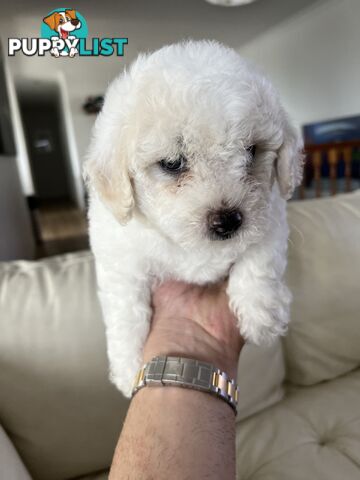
[236,368,360,480]
[236,341,285,422]
[0,250,285,479]
[285,191,360,385]
[0,424,32,480]
[74,471,109,480]
[0,252,129,480]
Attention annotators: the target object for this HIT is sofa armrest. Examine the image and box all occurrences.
[0,424,32,480]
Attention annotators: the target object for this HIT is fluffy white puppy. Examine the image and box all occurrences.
[85,40,303,397]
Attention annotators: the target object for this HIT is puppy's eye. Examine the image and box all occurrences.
[59,18,64,24]
[159,155,188,175]
[245,145,256,159]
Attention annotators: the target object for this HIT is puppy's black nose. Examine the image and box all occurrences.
[207,209,243,240]
[71,19,79,26]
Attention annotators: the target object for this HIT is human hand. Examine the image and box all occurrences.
[143,280,244,379]
[111,281,242,479]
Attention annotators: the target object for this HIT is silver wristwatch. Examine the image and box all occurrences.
[132,356,239,414]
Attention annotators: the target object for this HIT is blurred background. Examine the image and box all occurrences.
[1,0,359,261]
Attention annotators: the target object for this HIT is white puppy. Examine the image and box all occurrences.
[85,40,303,397]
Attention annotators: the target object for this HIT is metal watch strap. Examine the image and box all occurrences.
[132,356,239,414]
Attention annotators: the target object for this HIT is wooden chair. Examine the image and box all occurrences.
[299,140,360,199]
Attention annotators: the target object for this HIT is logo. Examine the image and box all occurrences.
[8,8,128,58]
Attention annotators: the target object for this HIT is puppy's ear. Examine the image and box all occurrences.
[65,9,76,20]
[43,12,58,31]
[84,113,134,224]
[275,118,304,200]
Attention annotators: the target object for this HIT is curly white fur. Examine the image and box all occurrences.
[84,40,304,397]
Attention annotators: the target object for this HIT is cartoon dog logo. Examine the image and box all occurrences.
[43,9,81,57]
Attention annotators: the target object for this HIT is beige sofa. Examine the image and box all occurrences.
[0,191,359,480]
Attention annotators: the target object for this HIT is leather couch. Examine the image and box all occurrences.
[0,191,359,480]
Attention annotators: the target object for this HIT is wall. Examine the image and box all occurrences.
[3,0,358,195]
[0,46,35,259]
[0,0,317,195]
[239,0,360,127]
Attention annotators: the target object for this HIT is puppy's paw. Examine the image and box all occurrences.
[229,283,291,346]
[240,306,288,345]
[109,354,142,398]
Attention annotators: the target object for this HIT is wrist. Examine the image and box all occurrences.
[143,316,242,379]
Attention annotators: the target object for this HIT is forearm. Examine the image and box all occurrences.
[109,385,236,480]
[109,281,243,479]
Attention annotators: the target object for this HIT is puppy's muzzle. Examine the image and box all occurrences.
[207,208,243,240]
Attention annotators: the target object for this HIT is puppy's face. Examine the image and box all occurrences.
[86,42,303,252]
[131,102,276,250]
